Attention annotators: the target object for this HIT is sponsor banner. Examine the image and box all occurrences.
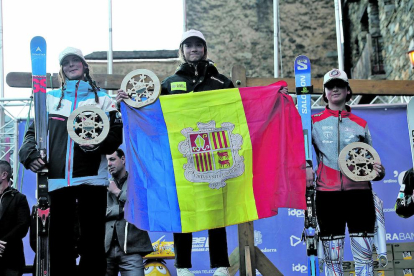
[18,105,414,275]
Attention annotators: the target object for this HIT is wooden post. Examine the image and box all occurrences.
[228,247,240,276]
[237,222,256,276]
[231,65,257,276]
[231,65,247,89]
[255,247,283,276]
[245,246,253,276]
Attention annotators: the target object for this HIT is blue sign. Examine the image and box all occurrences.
[18,105,414,275]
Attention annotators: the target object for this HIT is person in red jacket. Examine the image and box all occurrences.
[308,69,385,276]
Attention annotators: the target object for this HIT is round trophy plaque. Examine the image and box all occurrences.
[67,106,110,145]
[338,142,381,182]
[120,69,161,108]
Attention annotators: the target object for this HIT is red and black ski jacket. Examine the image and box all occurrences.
[312,106,382,191]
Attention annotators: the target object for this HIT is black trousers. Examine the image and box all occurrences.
[173,227,230,268]
[0,268,22,276]
[49,185,107,276]
[316,189,376,239]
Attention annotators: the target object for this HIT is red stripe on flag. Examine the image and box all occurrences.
[207,152,212,170]
[212,132,218,150]
[217,132,223,149]
[239,82,306,217]
[221,131,228,148]
[203,152,209,171]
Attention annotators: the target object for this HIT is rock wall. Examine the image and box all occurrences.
[345,0,414,80]
[186,0,339,79]
[90,0,414,82]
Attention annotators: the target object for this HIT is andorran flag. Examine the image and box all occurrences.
[122,81,306,233]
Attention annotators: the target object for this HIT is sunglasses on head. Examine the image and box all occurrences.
[325,80,348,90]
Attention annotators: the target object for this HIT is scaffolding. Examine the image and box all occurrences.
[0,97,33,187]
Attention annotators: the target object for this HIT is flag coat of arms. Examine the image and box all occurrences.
[122,81,306,233]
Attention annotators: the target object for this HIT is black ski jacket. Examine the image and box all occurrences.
[0,186,30,271]
[395,168,414,218]
[161,60,234,95]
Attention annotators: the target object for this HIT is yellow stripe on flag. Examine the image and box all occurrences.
[159,89,257,232]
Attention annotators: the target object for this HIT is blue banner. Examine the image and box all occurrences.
[18,105,414,275]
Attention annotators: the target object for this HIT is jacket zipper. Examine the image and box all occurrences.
[338,111,344,191]
[124,221,128,253]
[67,81,80,186]
[193,63,208,92]
[318,156,323,184]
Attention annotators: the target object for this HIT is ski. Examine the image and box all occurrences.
[408,97,414,168]
[30,36,50,276]
[294,55,319,276]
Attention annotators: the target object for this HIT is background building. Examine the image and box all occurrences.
[87,0,413,83]
[344,0,414,81]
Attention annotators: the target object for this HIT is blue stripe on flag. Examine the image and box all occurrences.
[122,100,182,232]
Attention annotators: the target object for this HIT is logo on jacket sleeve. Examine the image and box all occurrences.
[171,82,187,91]
[114,111,123,124]
[178,120,244,189]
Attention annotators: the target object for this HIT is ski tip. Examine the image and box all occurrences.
[294,56,311,75]
[30,36,47,49]
[295,55,310,61]
[31,36,46,42]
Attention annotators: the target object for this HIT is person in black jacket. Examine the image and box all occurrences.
[105,149,153,276]
[0,160,30,276]
[160,31,233,96]
[162,29,232,276]
[19,47,123,276]
[116,29,233,276]
[395,168,414,218]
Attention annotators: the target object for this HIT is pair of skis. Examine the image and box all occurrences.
[30,36,50,276]
[408,98,414,169]
[294,55,319,276]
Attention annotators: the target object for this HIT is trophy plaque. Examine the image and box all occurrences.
[338,142,381,182]
[120,69,161,108]
[67,105,109,145]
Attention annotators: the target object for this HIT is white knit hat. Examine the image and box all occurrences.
[180,29,206,45]
[59,47,86,65]
[323,69,349,85]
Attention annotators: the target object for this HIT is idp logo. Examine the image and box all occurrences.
[288,209,305,217]
[290,235,303,247]
[292,263,307,273]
